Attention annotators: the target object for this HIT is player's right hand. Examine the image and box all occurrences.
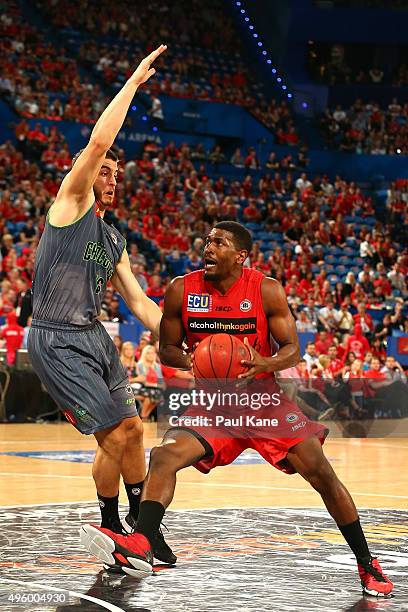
[130,44,167,86]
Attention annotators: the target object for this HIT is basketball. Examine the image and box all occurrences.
[193,333,251,382]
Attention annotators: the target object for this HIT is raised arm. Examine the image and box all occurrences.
[159,277,191,369]
[111,249,162,339]
[240,277,300,378]
[51,44,167,225]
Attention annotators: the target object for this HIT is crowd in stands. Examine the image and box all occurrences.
[0,0,297,136]
[320,98,408,155]
[308,42,408,87]
[34,0,238,54]
[0,3,109,124]
[0,123,406,399]
[0,2,406,423]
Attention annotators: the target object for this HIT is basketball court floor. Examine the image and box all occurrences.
[1,422,408,611]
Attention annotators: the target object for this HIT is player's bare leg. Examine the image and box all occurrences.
[93,418,140,532]
[287,437,393,596]
[141,429,207,507]
[120,415,146,530]
[82,429,206,572]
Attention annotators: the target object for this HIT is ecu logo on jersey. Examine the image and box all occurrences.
[187,293,212,312]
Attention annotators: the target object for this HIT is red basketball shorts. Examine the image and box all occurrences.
[166,389,329,475]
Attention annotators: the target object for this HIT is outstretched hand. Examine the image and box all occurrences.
[131,44,167,86]
[238,337,271,380]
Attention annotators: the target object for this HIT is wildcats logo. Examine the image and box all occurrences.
[187,293,212,312]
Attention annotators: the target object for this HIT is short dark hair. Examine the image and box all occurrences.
[214,221,253,253]
[71,147,118,167]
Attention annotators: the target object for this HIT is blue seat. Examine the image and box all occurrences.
[245,222,261,231]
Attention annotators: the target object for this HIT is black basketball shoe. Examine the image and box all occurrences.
[123,513,177,565]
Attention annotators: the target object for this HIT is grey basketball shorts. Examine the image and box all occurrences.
[27,319,137,434]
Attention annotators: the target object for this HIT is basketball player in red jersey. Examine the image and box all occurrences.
[82,222,393,596]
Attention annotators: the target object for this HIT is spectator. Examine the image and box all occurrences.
[135,345,165,421]
[388,263,407,295]
[343,324,370,361]
[353,303,373,336]
[315,330,333,355]
[338,302,354,333]
[390,302,405,332]
[302,299,320,330]
[327,345,343,379]
[120,341,144,384]
[0,311,24,365]
[149,95,164,128]
[113,335,123,353]
[296,309,317,333]
[381,356,407,384]
[318,298,341,332]
[303,342,319,371]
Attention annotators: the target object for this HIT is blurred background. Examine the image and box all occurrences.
[0,0,406,424]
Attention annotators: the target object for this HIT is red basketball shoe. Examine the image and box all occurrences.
[80,524,153,578]
[357,557,393,597]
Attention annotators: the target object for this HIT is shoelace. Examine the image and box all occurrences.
[360,557,387,583]
[156,522,170,544]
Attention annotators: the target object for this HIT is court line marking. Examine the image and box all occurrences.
[1,471,408,499]
[328,440,408,450]
[182,480,408,500]
[0,501,402,511]
[0,472,90,479]
[0,578,125,612]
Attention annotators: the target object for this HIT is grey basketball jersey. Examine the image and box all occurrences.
[32,203,126,325]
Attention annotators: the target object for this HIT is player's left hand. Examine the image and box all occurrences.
[238,337,270,379]
[131,44,167,86]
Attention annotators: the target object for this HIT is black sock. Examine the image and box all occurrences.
[97,492,121,532]
[338,518,371,562]
[136,500,165,539]
[124,480,144,518]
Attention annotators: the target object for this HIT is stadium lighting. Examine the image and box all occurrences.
[234,0,294,100]
[131,105,137,111]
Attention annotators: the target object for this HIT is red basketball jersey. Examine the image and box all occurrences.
[182,268,272,358]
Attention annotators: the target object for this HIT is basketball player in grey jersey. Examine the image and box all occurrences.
[28,44,175,567]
